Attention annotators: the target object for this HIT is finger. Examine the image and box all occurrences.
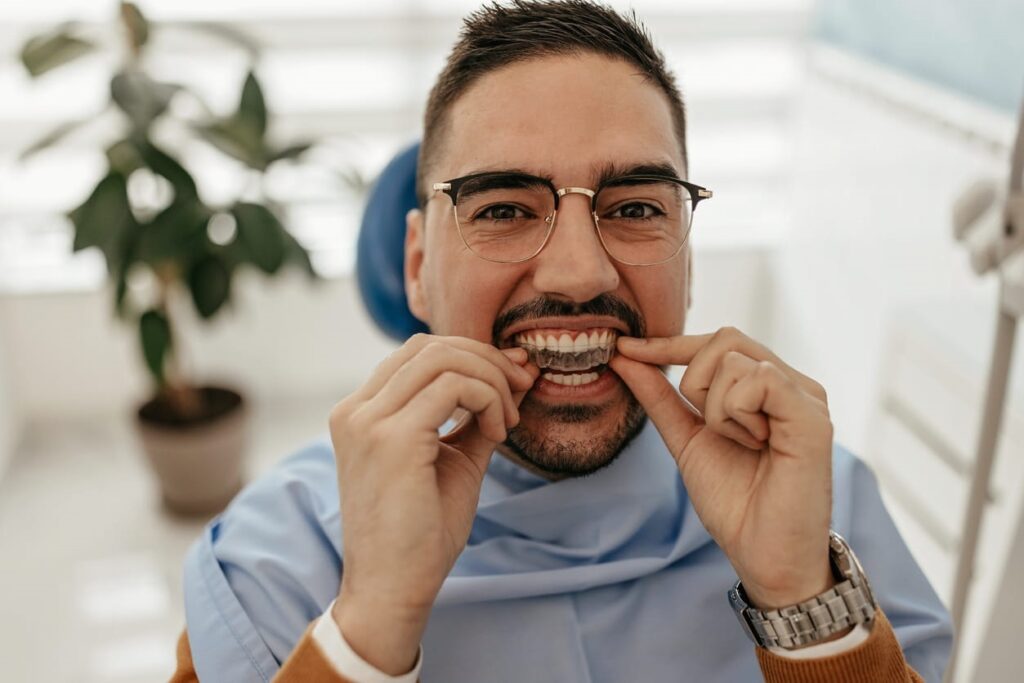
[399,372,508,451]
[355,334,534,402]
[716,418,766,452]
[703,351,765,448]
[627,327,824,413]
[617,333,713,366]
[365,344,521,426]
[511,362,541,406]
[444,359,541,449]
[725,361,823,453]
[609,353,702,463]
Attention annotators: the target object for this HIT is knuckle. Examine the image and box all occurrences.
[755,359,778,378]
[705,403,725,426]
[328,397,353,426]
[716,326,742,342]
[345,405,374,436]
[809,379,828,404]
[421,340,450,360]
[436,370,461,391]
[408,332,432,347]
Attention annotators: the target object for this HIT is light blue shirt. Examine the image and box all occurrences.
[183,422,953,682]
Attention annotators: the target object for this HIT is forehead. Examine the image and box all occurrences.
[439,52,684,186]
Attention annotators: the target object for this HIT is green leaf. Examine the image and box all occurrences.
[110,70,180,133]
[139,309,171,385]
[119,2,149,51]
[136,199,210,266]
[194,120,264,169]
[231,202,287,274]
[68,171,135,273]
[20,30,96,77]
[267,142,312,165]
[134,139,198,200]
[237,71,267,142]
[282,229,318,280]
[113,229,141,319]
[187,255,231,318]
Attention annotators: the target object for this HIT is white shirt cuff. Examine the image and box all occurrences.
[767,619,872,660]
[311,600,423,683]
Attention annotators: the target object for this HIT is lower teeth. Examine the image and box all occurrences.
[542,370,601,386]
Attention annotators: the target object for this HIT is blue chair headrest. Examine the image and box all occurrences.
[356,142,430,341]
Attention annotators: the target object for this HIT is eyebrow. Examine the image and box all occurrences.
[463,159,683,188]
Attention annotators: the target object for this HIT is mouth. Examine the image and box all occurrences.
[513,327,619,387]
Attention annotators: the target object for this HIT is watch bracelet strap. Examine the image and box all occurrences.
[744,576,876,649]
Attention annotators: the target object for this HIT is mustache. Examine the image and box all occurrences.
[491,293,646,345]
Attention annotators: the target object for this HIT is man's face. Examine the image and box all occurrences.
[406,53,690,476]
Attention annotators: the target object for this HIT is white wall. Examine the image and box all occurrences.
[0,273,400,424]
[0,317,19,481]
[770,52,1012,456]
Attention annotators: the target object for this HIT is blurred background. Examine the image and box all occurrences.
[0,1,1022,681]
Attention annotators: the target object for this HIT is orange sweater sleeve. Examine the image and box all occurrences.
[756,610,925,682]
[169,622,418,683]
[170,609,920,682]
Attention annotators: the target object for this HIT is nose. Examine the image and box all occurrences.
[531,192,620,302]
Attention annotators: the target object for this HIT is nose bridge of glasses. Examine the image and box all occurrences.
[554,186,598,220]
[545,186,609,260]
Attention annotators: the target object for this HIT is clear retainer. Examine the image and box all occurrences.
[524,345,614,371]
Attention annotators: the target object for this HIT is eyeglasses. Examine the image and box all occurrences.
[431,171,712,266]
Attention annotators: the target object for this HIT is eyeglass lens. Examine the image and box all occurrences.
[452,175,693,265]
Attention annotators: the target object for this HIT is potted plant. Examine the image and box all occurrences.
[19,2,321,514]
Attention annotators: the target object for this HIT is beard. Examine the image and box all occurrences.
[491,291,650,478]
[503,389,648,477]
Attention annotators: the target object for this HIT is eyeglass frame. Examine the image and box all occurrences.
[430,170,713,266]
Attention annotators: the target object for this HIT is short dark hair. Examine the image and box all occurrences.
[416,0,688,207]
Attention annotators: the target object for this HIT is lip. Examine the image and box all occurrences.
[531,365,622,400]
[498,316,631,348]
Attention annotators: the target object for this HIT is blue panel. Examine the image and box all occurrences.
[355,141,430,342]
[814,0,1024,113]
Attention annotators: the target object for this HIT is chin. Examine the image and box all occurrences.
[504,390,647,477]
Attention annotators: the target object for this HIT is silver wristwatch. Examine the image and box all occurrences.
[727,530,877,649]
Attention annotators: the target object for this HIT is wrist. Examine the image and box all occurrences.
[331,595,430,676]
[741,561,836,610]
[728,530,879,651]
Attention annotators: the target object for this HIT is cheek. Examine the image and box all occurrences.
[625,266,687,337]
[428,257,524,341]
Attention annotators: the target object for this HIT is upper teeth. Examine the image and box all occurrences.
[514,329,617,352]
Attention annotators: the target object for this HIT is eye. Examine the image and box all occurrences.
[610,202,663,220]
[475,204,533,221]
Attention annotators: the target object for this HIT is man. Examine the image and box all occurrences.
[172,1,953,681]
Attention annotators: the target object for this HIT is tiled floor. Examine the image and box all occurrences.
[0,396,339,683]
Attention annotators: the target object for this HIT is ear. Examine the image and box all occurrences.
[404,208,431,324]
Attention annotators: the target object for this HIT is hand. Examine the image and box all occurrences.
[610,327,835,609]
[328,334,538,674]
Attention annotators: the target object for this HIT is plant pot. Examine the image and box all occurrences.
[135,385,248,516]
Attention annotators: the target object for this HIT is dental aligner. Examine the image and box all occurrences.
[522,345,615,371]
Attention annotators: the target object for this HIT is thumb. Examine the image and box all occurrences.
[609,354,703,463]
